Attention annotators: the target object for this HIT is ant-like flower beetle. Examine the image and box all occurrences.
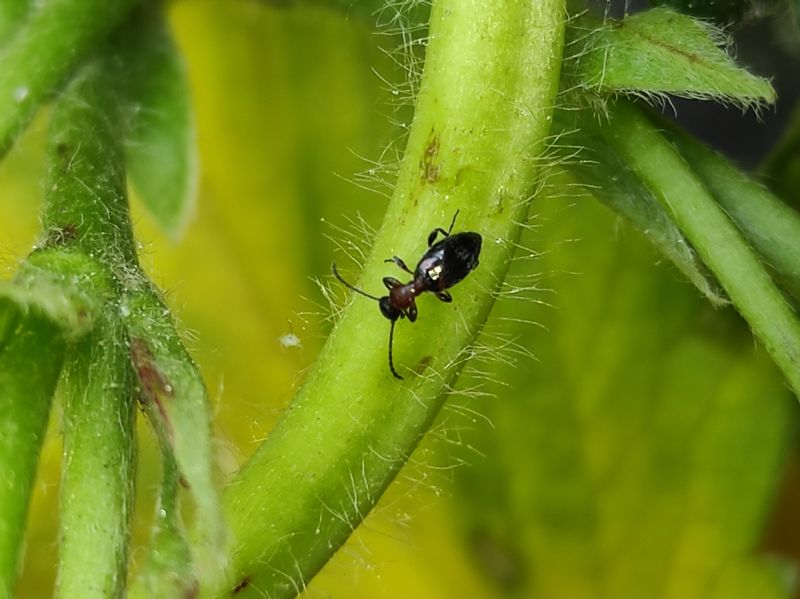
[332,210,482,379]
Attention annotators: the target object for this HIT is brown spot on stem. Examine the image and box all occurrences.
[421,130,441,183]
[231,576,250,595]
[130,337,174,439]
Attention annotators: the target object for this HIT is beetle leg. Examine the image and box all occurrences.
[383,276,403,291]
[435,291,452,303]
[427,227,449,246]
[427,210,461,245]
[446,209,459,234]
[388,319,403,380]
[384,256,414,275]
[406,301,418,322]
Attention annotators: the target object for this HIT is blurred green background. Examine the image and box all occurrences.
[1,1,798,597]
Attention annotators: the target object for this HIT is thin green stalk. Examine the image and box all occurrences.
[56,315,135,599]
[0,308,64,597]
[0,0,138,158]
[656,116,800,301]
[44,63,138,598]
[603,100,800,397]
[210,0,566,596]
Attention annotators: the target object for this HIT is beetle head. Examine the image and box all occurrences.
[379,296,401,321]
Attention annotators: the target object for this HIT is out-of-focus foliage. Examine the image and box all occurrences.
[445,185,797,598]
[0,0,797,597]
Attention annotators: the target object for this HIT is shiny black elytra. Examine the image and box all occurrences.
[332,211,482,379]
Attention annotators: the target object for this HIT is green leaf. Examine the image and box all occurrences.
[128,450,195,599]
[0,310,64,597]
[565,8,775,108]
[119,11,197,240]
[0,0,139,159]
[0,0,29,46]
[552,109,726,306]
[0,250,113,338]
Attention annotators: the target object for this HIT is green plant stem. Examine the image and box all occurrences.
[56,316,135,599]
[44,62,137,598]
[603,100,800,397]
[210,0,566,596]
[656,116,800,301]
[125,285,224,577]
[0,309,64,597]
[0,0,138,159]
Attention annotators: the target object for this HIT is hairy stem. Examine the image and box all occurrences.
[45,63,138,598]
[210,0,566,596]
[656,116,800,302]
[603,100,800,398]
[56,316,135,599]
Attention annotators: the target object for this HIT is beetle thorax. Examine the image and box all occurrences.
[390,283,416,309]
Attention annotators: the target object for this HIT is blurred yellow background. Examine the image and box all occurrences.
[0,1,797,597]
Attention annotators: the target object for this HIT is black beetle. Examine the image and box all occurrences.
[332,210,482,379]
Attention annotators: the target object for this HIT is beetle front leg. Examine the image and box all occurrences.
[384,256,414,275]
[383,276,403,291]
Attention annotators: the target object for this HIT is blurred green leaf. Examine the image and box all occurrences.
[565,8,775,107]
[762,100,800,207]
[128,450,194,599]
[447,181,796,598]
[0,0,29,46]
[0,0,139,158]
[120,10,197,240]
[0,309,63,597]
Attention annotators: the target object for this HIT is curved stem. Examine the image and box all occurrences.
[210,1,567,596]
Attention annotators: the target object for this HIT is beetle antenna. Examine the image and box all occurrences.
[388,319,403,380]
[447,209,460,235]
[332,263,382,301]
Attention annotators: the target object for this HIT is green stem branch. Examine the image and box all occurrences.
[44,63,138,598]
[603,101,800,398]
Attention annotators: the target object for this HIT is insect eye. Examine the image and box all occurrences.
[379,297,397,320]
